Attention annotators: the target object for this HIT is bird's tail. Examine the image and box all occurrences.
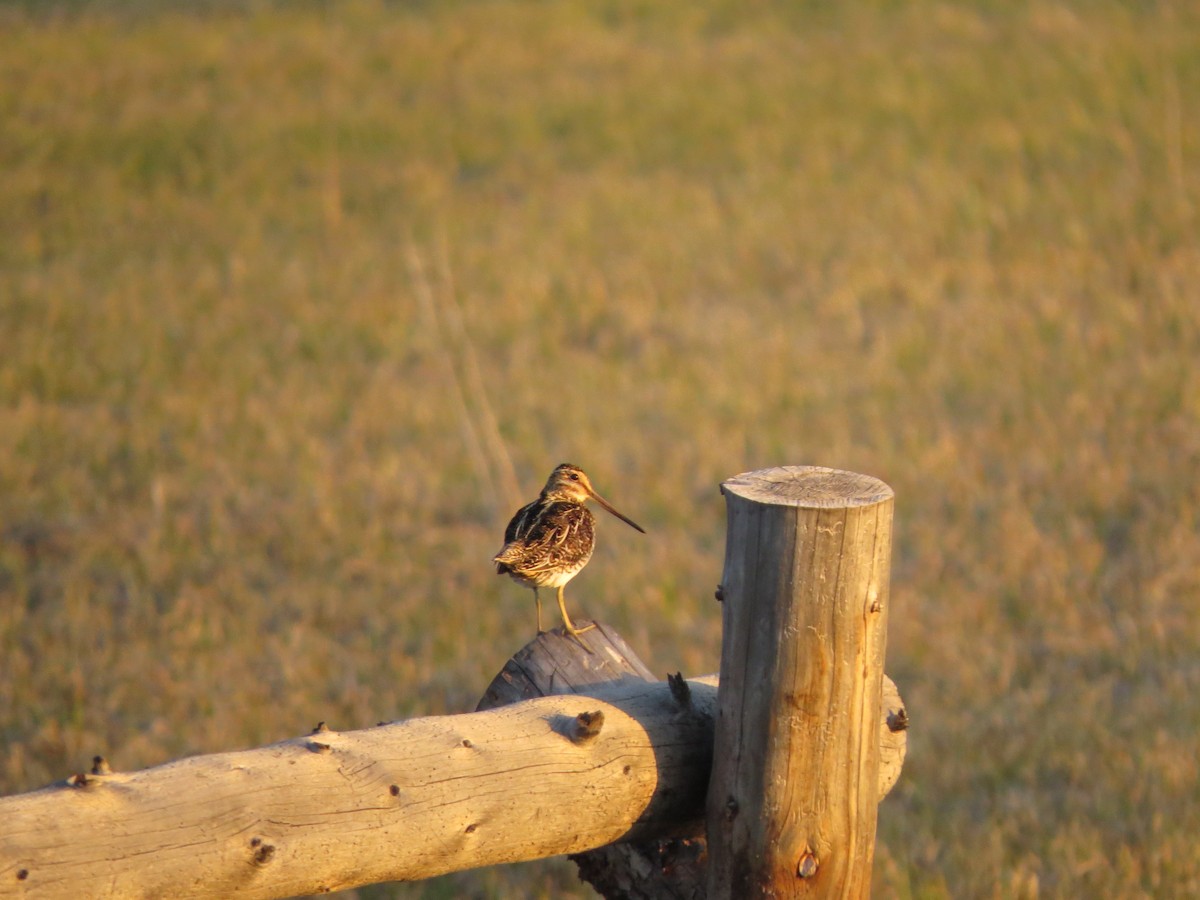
[493,545,518,573]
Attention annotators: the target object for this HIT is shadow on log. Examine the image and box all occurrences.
[479,623,716,900]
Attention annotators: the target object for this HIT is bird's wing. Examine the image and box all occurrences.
[503,500,539,545]
[494,502,594,574]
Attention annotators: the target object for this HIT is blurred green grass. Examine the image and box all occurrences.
[2,0,1199,896]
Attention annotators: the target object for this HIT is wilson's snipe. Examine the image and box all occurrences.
[494,463,645,641]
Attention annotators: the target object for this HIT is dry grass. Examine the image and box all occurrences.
[2,1,1199,896]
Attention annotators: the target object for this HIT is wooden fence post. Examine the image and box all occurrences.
[706,466,894,898]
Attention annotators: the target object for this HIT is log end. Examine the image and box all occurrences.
[721,465,893,509]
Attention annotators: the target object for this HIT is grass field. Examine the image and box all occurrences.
[2,0,1199,896]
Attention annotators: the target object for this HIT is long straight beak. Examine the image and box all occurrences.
[587,489,646,534]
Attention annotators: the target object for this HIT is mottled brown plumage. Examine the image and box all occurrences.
[494,463,645,640]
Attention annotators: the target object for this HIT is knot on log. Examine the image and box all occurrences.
[667,672,691,709]
[570,710,605,744]
[796,848,819,879]
[249,837,276,867]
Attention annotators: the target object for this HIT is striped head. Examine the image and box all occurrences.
[540,464,598,504]
[539,463,646,534]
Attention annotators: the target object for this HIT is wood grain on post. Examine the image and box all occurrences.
[706,466,895,899]
[481,626,905,900]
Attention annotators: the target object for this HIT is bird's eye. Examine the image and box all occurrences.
[569,472,579,480]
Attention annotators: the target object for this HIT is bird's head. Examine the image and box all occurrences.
[541,463,645,533]
[541,464,595,504]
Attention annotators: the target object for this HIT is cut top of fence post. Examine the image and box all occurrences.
[720,465,894,509]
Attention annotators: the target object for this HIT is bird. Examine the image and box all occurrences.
[494,463,645,642]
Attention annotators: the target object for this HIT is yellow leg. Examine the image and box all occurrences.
[534,589,543,634]
[556,585,595,639]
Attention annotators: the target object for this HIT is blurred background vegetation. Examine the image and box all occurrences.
[2,0,1198,896]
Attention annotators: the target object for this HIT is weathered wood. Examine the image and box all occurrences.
[479,626,717,900]
[477,622,659,708]
[0,621,905,899]
[0,671,713,900]
[480,624,907,900]
[877,676,908,802]
[706,466,895,899]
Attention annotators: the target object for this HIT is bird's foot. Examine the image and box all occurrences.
[562,620,596,652]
